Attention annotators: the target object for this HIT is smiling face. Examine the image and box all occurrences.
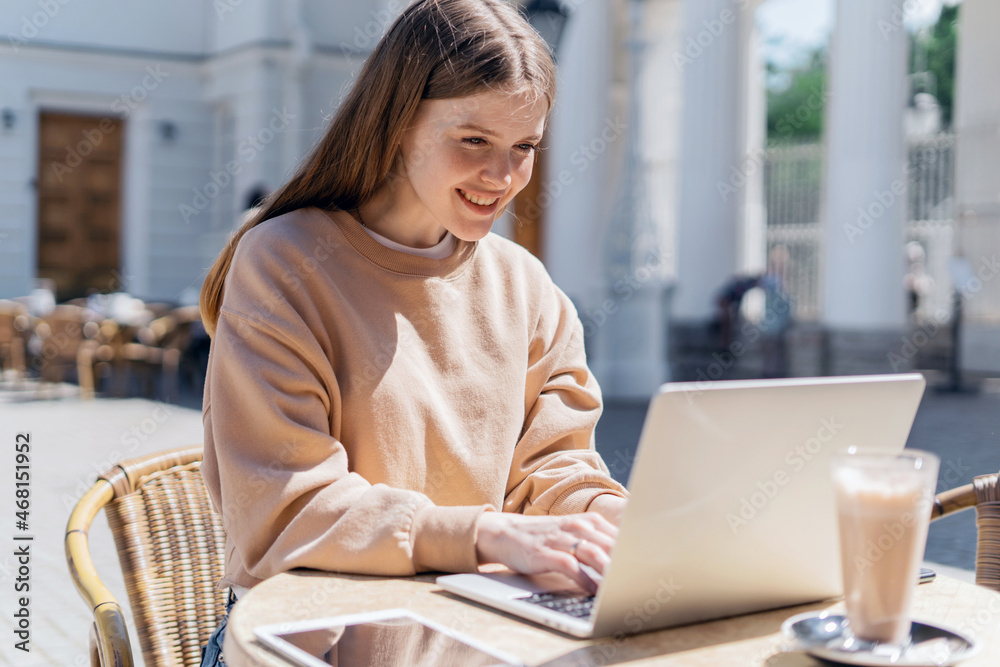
[362,89,548,248]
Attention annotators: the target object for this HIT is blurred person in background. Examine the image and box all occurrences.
[903,241,934,319]
[758,245,793,378]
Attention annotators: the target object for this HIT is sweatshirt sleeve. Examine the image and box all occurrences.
[503,281,628,516]
[201,241,489,583]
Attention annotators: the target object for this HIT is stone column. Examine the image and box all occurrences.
[587,0,683,399]
[736,11,767,279]
[953,0,1000,372]
[544,0,681,398]
[820,0,909,374]
[673,0,742,322]
[542,0,616,302]
[670,0,762,380]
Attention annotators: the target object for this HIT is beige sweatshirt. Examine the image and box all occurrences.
[202,207,627,590]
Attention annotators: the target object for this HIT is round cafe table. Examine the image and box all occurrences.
[225,569,1000,666]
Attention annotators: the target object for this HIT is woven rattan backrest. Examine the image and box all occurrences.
[38,304,91,363]
[104,460,228,667]
[0,300,25,337]
[0,301,27,370]
[974,472,1000,592]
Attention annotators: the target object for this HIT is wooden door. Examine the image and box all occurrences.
[36,112,123,300]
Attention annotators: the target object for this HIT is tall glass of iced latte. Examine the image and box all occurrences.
[831,448,940,648]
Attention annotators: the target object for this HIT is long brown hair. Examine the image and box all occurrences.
[200,0,557,336]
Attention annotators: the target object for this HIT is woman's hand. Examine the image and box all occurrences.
[474,511,618,594]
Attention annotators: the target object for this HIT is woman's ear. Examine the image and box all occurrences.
[383,151,409,193]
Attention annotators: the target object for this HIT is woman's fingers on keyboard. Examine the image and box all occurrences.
[556,515,616,555]
[574,538,611,573]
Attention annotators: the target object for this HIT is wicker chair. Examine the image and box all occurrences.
[65,446,228,667]
[118,306,202,401]
[32,304,96,386]
[77,318,133,399]
[932,470,1000,592]
[0,299,30,377]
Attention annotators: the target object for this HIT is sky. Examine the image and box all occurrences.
[756,0,959,70]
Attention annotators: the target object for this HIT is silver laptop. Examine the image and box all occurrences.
[437,373,926,638]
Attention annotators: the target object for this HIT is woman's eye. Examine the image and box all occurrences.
[515,143,539,154]
[462,137,486,146]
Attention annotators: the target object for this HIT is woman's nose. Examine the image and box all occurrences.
[480,153,513,188]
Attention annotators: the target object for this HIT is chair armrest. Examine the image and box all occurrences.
[932,482,976,520]
[93,602,134,667]
[65,479,135,667]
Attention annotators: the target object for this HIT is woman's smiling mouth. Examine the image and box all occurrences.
[458,188,500,207]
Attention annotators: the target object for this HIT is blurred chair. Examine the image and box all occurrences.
[0,299,31,379]
[932,471,1000,591]
[65,445,227,667]
[142,301,179,319]
[119,306,202,401]
[77,318,133,400]
[30,304,98,389]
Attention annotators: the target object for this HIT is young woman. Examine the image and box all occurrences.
[198,0,627,662]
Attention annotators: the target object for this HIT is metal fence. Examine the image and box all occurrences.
[764,133,956,322]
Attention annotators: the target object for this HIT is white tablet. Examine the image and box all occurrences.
[254,609,524,667]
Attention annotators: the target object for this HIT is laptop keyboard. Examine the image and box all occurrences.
[522,591,596,619]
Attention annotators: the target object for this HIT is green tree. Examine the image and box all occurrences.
[766,48,826,144]
[909,4,959,128]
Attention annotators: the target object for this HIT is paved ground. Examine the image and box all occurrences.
[1,369,995,664]
[0,389,205,667]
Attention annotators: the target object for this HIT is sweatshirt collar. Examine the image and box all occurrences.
[316,208,477,279]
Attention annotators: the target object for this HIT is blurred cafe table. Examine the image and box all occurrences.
[225,569,1000,666]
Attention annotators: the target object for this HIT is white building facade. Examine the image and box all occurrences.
[1,0,364,301]
[1,0,997,395]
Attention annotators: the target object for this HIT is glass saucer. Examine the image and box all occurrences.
[781,611,979,666]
